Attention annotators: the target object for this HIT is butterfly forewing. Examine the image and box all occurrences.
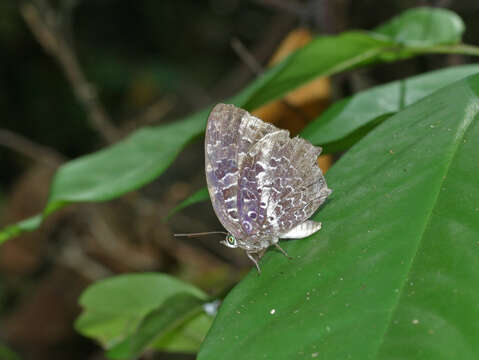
[205,104,278,237]
[205,104,244,238]
[205,103,331,244]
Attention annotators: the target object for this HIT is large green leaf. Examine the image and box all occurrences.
[301,64,479,150]
[169,64,479,216]
[75,273,212,354]
[198,74,479,359]
[1,7,477,242]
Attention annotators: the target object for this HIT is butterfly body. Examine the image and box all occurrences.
[205,103,331,272]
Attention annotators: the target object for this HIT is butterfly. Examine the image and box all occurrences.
[178,104,331,273]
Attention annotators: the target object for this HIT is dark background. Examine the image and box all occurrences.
[1,1,478,359]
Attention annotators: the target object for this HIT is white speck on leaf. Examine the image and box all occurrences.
[412,319,419,325]
[203,300,220,316]
[270,309,276,315]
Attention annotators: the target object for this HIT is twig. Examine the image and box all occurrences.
[20,1,120,143]
[0,128,65,168]
[212,11,296,98]
[231,38,264,75]
[131,96,174,126]
[120,96,175,133]
[230,37,309,122]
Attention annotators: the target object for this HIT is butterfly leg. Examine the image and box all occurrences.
[257,248,267,258]
[274,243,292,260]
[246,251,262,274]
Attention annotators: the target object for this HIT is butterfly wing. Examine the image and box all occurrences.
[238,129,331,238]
[205,104,277,238]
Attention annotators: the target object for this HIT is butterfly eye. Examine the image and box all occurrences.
[227,235,236,246]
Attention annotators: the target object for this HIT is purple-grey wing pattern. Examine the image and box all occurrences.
[206,103,331,242]
[205,104,277,238]
[238,128,331,238]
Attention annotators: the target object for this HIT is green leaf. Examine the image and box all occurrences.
[302,64,479,150]
[151,312,213,353]
[2,7,479,242]
[318,113,390,154]
[0,214,43,244]
[374,7,464,46]
[45,110,210,212]
[75,273,207,349]
[171,64,479,213]
[198,74,479,359]
[106,293,204,359]
[240,32,388,110]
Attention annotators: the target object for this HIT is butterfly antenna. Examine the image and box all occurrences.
[174,231,228,238]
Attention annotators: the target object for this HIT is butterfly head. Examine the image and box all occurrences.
[221,233,239,248]
[220,233,270,252]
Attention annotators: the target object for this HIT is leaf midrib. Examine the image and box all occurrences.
[371,85,479,359]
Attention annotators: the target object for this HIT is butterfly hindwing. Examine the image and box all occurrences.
[239,130,331,238]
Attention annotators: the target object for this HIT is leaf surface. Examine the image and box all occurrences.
[198,74,479,360]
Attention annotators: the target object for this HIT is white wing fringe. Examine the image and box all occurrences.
[280,220,322,239]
